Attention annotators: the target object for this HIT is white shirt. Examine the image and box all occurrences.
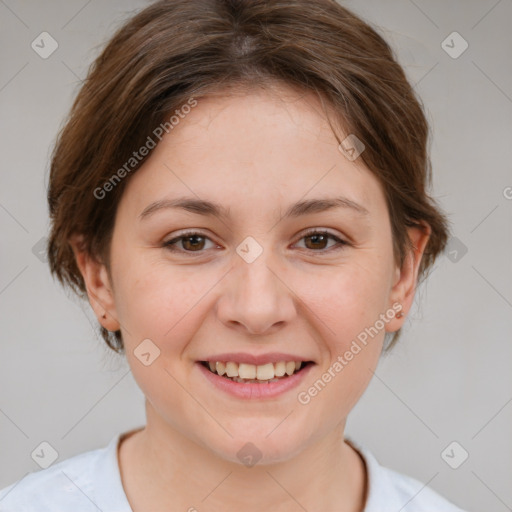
[0,430,466,511]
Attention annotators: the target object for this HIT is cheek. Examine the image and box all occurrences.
[114,262,212,419]
[112,255,220,349]
[290,256,389,406]
[295,254,392,339]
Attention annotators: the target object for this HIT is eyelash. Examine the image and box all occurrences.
[162,228,349,255]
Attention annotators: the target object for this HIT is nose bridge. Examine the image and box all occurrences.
[217,239,295,335]
[234,231,280,288]
[238,246,279,297]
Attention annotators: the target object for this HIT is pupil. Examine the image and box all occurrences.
[184,235,204,250]
[307,234,326,249]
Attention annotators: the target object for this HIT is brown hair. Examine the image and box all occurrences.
[47,0,451,354]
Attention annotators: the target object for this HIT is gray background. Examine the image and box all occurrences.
[1,1,511,510]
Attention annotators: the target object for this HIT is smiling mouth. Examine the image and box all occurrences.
[199,360,314,383]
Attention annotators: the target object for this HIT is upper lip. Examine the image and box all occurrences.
[199,352,315,365]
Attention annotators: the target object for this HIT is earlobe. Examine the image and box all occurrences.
[69,235,120,332]
[386,221,431,330]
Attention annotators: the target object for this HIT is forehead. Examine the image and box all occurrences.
[117,85,387,223]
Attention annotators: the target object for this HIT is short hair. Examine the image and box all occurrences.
[47,0,451,354]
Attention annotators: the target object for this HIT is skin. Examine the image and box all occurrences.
[72,83,431,512]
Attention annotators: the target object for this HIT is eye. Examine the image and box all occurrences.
[294,229,349,252]
[163,228,349,255]
[163,231,217,253]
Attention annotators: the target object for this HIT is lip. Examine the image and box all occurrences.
[196,360,315,400]
[200,352,314,365]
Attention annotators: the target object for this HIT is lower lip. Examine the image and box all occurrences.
[196,362,315,400]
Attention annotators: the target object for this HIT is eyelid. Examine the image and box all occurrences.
[298,227,347,241]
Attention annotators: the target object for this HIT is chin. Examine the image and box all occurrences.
[205,427,309,467]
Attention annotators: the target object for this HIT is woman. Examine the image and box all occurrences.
[0,0,466,510]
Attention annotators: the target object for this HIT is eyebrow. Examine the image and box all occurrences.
[138,195,370,221]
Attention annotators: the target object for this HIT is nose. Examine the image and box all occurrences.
[215,249,296,336]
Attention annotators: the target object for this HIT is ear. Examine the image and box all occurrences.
[385,221,431,332]
[69,235,120,332]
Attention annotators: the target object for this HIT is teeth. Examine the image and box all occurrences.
[256,363,274,380]
[274,361,286,377]
[204,360,305,381]
[225,361,238,377]
[238,363,256,379]
[216,361,226,376]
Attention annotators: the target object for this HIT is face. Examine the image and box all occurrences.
[76,84,428,465]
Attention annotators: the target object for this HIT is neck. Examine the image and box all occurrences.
[119,404,367,512]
